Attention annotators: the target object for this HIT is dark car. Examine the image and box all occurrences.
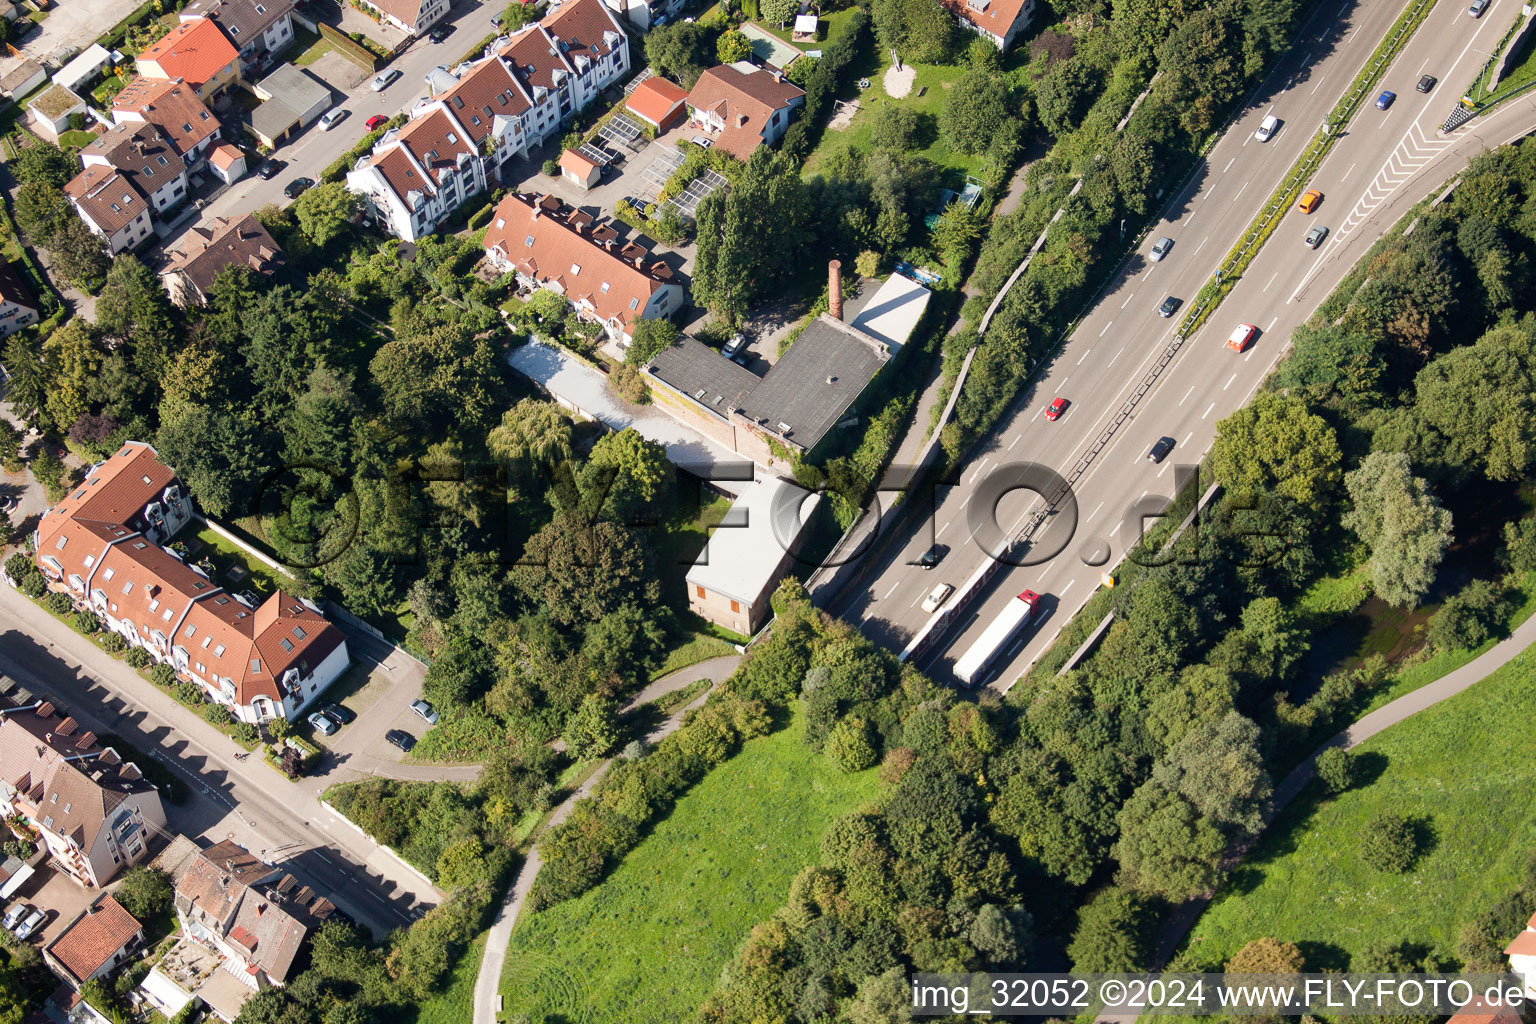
[1158,295,1181,318]
[917,544,946,570]
[386,729,416,752]
[320,702,356,725]
[256,159,283,180]
[1417,74,1437,93]
[428,24,452,42]
[284,177,315,199]
[1148,436,1176,463]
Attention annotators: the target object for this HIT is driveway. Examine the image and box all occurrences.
[11,0,144,64]
[0,863,94,952]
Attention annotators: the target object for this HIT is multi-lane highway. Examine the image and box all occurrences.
[834,0,1536,689]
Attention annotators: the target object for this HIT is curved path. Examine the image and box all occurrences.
[471,653,741,1024]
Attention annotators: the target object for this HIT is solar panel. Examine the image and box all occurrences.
[578,141,614,166]
[596,112,646,151]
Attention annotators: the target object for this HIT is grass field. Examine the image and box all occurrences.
[498,709,880,1023]
[1182,645,1536,969]
[406,932,486,1024]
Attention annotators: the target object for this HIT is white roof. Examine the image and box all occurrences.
[139,968,195,1018]
[685,476,820,605]
[794,13,818,30]
[55,44,111,93]
[850,273,931,353]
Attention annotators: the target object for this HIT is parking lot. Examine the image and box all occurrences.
[1,862,97,951]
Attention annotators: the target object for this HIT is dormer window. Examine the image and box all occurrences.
[600,282,610,293]
[214,644,226,657]
[122,581,133,594]
[201,636,211,648]
[230,24,241,33]
[182,123,192,133]
[570,263,581,275]
[524,235,534,247]
[144,167,155,177]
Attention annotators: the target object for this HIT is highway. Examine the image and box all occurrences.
[833,0,1536,690]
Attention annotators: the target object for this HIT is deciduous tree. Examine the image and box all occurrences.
[1342,452,1452,608]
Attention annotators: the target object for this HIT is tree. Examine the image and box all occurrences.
[1342,452,1452,608]
[510,512,660,626]
[717,28,752,63]
[625,317,679,365]
[292,181,362,247]
[1411,320,1536,482]
[1068,887,1155,971]
[563,693,619,758]
[1504,518,1536,574]
[761,0,798,27]
[12,138,76,189]
[868,105,923,152]
[1361,812,1420,872]
[369,319,502,435]
[95,255,177,375]
[1113,780,1226,900]
[1210,392,1342,506]
[1314,747,1354,795]
[939,70,1011,155]
[1152,711,1270,836]
[114,865,173,919]
[422,646,489,710]
[824,716,878,772]
[932,203,983,269]
[41,319,101,433]
[644,21,716,88]
[488,400,573,469]
[870,0,959,65]
[581,603,668,685]
[48,212,111,288]
[1227,936,1305,974]
[1427,578,1508,650]
[579,427,674,523]
[970,903,1031,967]
[13,179,70,244]
[1239,596,1308,682]
[1035,57,1099,137]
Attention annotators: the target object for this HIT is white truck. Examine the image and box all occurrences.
[953,589,1041,687]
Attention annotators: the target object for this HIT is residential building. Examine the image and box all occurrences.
[54,45,115,96]
[484,192,684,348]
[66,121,191,251]
[354,0,450,36]
[44,894,146,989]
[137,17,242,101]
[27,84,85,143]
[347,0,628,241]
[249,63,332,148]
[685,62,804,161]
[0,59,46,100]
[112,77,222,171]
[174,840,331,992]
[625,75,688,131]
[0,261,40,338]
[601,0,686,31]
[0,695,168,888]
[181,0,297,75]
[940,0,1035,50]
[33,442,350,725]
[685,476,818,634]
[163,214,284,306]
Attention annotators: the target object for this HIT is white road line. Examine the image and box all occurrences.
[970,458,992,484]
[1059,578,1076,595]
[1223,156,1235,172]
[1224,373,1237,390]
[1311,73,1328,95]
[882,581,900,600]
[937,519,951,538]
[1193,235,1209,255]
[1090,500,1104,521]
[1202,402,1215,419]
[1078,349,1092,365]
[1008,435,1020,450]
[1183,432,1194,446]
[1263,271,1277,292]
[1099,321,1114,337]
[1106,347,1122,368]
[1158,463,1168,477]
[1110,522,1123,536]
[1341,161,1357,181]
[1232,181,1249,203]
[1180,385,1195,405]
[1267,316,1278,331]
[1121,292,1135,308]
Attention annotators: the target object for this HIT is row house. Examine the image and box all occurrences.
[0,696,168,888]
[355,0,450,37]
[111,77,222,173]
[65,122,190,253]
[483,192,683,348]
[181,0,298,77]
[136,16,243,103]
[33,442,350,725]
[346,0,629,241]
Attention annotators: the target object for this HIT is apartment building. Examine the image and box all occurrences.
[180,0,297,76]
[65,122,191,252]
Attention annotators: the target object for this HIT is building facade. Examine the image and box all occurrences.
[354,0,450,36]
[0,262,40,338]
[66,121,192,252]
[136,17,243,101]
[181,0,297,77]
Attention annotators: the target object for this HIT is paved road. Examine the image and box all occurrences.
[834,0,1536,691]
[0,582,438,936]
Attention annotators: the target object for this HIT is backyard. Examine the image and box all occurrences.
[497,709,881,1023]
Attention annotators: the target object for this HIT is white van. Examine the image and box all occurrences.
[1255,115,1280,142]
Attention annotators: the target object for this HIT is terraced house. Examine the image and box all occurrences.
[346,0,629,241]
[32,442,350,725]
[65,122,190,253]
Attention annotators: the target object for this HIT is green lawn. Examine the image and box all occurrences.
[498,709,880,1023]
[654,632,737,677]
[188,524,292,597]
[1182,643,1536,968]
[58,130,96,149]
[406,932,486,1024]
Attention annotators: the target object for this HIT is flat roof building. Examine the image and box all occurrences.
[685,475,818,635]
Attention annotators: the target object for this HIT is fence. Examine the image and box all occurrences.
[316,22,384,71]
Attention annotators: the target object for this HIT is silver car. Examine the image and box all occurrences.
[3,903,28,931]
[1149,236,1174,261]
[370,69,402,92]
[410,699,439,725]
[14,907,45,940]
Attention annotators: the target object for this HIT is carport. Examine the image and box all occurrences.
[250,64,333,148]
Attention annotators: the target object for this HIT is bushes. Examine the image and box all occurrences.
[203,704,233,726]
[99,630,126,653]
[320,117,405,183]
[42,592,71,615]
[232,722,260,745]
[174,680,205,707]
[1314,747,1354,794]
[125,648,152,670]
[1428,579,1510,650]
[149,663,177,688]
[1360,812,1421,872]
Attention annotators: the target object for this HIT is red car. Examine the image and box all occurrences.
[1044,397,1069,421]
[1226,322,1258,353]
[365,114,388,131]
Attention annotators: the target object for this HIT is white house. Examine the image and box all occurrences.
[65,121,191,251]
[353,0,450,37]
[940,0,1036,50]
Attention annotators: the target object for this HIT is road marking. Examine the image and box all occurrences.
[1099,321,1113,337]
[1106,347,1121,368]
[1008,435,1020,450]
[1311,73,1328,95]
[1263,271,1277,292]
[1223,156,1235,172]
[1232,181,1249,203]
[937,519,951,538]
[1121,292,1135,308]
[1180,385,1195,405]
[1110,522,1123,536]
[1267,316,1278,331]
[1193,235,1209,255]
[1090,500,1104,521]
[1078,349,1092,365]
[970,458,992,483]
[1341,161,1357,182]
[1202,402,1215,419]
[1059,578,1076,595]
[1184,432,1194,446]
[1225,373,1237,390]
[1158,462,1168,477]
[882,581,900,600]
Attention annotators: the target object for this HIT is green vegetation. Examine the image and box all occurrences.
[654,633,737,677]
[500,709,879,1023]
[403,933,486,1024]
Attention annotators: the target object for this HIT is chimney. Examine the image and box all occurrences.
[828,260,843,321]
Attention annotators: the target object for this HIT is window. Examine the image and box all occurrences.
[292,625,307,640]
[570,263,581,275]
[214,644,226,657]
[162,608,173,621]
[182,123,192,133]
[149,598,159,612]
[195,662,206,674]
[230,24,241,33]
[629,297,640,310]
[280,637,293,652]
[133,541,147,549]
[695,585,706,599]
[600,281,610,293]
[730,600,740,613]
[201,636,211,648]
[524,235,535,247]
[215,596,230,605]
[250,659,262,674]
[122,581,133,595]
[157,155,168,166]
[144,167,155,178]
[83,554,95,568]
[184,624,196,639]
[55,537,67,550]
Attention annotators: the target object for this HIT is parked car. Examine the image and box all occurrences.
[1044,397,1069,421]
[1305,224,1329,248]
[1147,436,1176,463]
[319,108,347,130]
[1376,90,1396,110]
[410,699,439,725]
[1226,322,1258,353]
[284,177,315,199]
[1158,295,1181,318]
[365,114,389,131]
[386,729,416,752]
[921,582,954,614]
[256,158,283,180]
[3,904,29,931]
[320,703,356,724]
[13,908,44,941]
[1417,74,1437,93]
[1469,0,1490,16]
[1297,189,1323,214]
[1254,114,1281,142]
[1149,236,1174,261]
[918,544,946,570]
[428,24,452,42]
[722,333,746,359]
[370,69,402,92]
[308,711,338,736]
[690,135,713,148]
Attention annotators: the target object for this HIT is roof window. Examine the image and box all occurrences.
[214,644,226,657]
[293,625,307,639]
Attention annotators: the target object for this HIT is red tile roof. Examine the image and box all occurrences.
[208,142,242,170]
[433,56,530,146]
[939,0,1030,42]
[500,26,572,93]
[542,0,625,68]
[137,18,239,89]
[164,213,284,299]
[559,148,599,175]
[1449,998,1524,1024]
[359,0,427,27]
[687,64,803,160]
[626,76,688,127]
[1505,930,1536,956]
[46,895,142,986]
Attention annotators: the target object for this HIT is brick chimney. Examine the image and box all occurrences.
[828,260,842,321]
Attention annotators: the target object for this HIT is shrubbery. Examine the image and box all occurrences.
[1360,812,1421,873]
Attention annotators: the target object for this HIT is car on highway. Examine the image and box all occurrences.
[1417,74,1437,93]
[1147,436,1176,463]
[1044,397,1069,421]
[1158,295,1182,318]
[921,582,954,614]
[3,904,29,931]
[370,68,402,92]
[1376,90,1396,110]
[386,729,416,752]
[308,711,339,736]
[365,114,389,131]
[1297,189,1323,214]
[284,177,315,199]
[918,544,946,570]
[255,158,283,180]
[428,24,452,42]
[1149,236,1174,261]
[410,699,439,725]
[1226,322,1258,353]
[320,703,355,724]
[1305,224,1329,248]
[319,108,347,130]
[1255,114,1280,142]
[1469,0,1490,16]
[13,907,44,941]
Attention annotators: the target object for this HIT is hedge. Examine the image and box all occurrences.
[320,116,406,183]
